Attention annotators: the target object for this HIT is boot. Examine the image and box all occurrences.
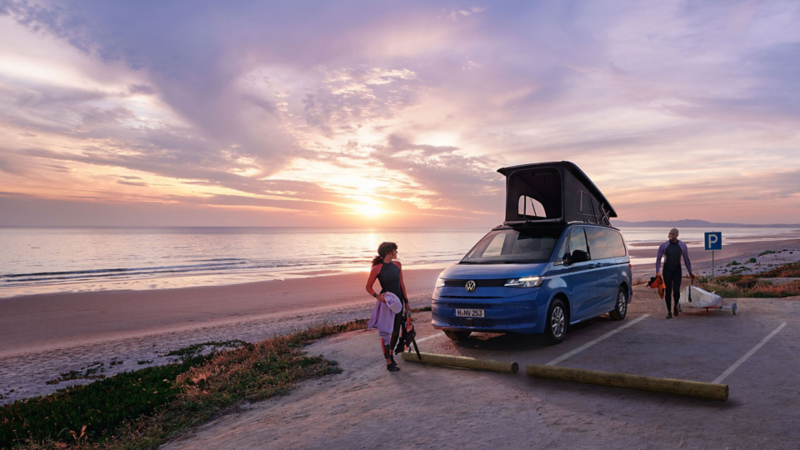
[666,311,672,319]
[673,305,679,316]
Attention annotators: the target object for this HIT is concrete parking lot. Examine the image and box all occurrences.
[166,285,800,449]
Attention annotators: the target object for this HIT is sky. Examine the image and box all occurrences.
[1,0,799,227]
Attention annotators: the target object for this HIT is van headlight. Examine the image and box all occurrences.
[435,277,446,288]
[504,276,545,288]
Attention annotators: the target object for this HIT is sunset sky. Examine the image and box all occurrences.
[1,1,798,227]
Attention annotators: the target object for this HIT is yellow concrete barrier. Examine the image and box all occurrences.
[526,364,728,401]
[401,351,518,374]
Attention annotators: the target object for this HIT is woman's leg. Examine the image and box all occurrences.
[388,313,403,356]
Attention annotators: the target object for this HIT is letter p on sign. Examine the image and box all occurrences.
[705,232,722,250]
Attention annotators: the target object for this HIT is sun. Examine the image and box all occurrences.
[356,203,387,217]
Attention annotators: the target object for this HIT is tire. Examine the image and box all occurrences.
[541,299,567,345]
[609,286,628,321]
[444,330,471,340]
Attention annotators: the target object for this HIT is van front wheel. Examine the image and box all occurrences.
[609,286,628,321]
[542,299,567,345]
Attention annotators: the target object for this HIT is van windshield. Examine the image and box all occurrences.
[460,227,564,264]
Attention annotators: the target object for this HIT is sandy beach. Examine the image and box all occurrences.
[2,237,799,405]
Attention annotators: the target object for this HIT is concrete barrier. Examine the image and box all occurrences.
[526,364,728,401]
[401,351,518,374]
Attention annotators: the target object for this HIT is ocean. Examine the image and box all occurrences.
[1,226,797,298]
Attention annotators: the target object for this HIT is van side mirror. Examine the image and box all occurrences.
[571,250,589,264]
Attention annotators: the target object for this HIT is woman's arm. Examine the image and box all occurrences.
[366,264,386,302]
[395,261,409,303]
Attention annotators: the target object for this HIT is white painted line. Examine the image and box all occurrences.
[546,315,649,366]
[416,333,446,344]
[712,322,786,384]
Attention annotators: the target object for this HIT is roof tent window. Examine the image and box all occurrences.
[518,195,546,218]
[577,190,600,222]
[506,168,562,222]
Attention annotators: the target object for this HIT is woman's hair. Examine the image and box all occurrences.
[372,242,398,266]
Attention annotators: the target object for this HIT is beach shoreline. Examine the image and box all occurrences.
[2,237,799,405]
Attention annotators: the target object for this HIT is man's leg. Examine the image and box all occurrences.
[672,270,682,316]
[663,269,674,318]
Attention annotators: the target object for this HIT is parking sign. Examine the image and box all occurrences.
[705,232,722,250]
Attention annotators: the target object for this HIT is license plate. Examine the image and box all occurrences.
[456,309,485,318]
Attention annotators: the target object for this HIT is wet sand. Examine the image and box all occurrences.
[0,269,443,358]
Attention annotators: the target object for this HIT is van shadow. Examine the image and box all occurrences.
[452,315,616,352]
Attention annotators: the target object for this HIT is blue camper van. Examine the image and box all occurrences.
[432,161,632,344]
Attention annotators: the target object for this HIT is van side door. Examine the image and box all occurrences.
[585,227,621,315]
[558,227,598,322]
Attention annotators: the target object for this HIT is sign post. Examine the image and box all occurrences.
[704,232,722,279]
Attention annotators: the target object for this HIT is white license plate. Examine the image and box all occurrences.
[456,309,485,318]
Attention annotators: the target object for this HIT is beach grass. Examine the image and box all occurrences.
[0,319,368,449]
[697,262,800,298]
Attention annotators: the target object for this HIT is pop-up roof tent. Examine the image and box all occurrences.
[497,161,617,226]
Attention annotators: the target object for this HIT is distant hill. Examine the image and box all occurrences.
[611,219,800,228]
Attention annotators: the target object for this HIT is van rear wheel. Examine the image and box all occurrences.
[444,330,471,340]
[541,299,567,345]
[609,286,628,321]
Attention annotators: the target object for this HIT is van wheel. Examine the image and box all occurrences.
[444,330,471,340]
[542,299,567,345]
[609,286,628,321]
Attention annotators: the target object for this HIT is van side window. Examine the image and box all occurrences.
[585,228,627,259]
[585,227,612,260]
[555,234,570,262]
[609,229,627,257]
[569,227,589,258]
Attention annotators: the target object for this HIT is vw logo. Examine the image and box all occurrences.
[465,280,477,292]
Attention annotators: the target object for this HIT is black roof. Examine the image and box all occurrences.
[496,161,618,225]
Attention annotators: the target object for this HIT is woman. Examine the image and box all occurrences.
[366,242,409,372]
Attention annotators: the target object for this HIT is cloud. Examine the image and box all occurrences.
[1,0,800,226]
[370,135,505,215]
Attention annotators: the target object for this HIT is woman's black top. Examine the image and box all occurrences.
[377,261,404,302]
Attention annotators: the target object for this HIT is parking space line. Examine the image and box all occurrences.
[417,333,446,344]
[546,315,649,366]
[712,322,786,384]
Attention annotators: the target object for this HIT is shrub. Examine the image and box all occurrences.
[748,258,757,263]
[0,319,369,449]
[758,250,775,256]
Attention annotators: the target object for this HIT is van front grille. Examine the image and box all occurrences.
[442,279,509,288]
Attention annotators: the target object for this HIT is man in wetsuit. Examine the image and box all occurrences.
[655,228,696,319]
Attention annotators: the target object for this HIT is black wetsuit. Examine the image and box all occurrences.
[377,262,405,357]
[663,242,683,311]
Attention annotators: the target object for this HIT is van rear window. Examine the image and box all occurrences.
[461,227,563,264]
